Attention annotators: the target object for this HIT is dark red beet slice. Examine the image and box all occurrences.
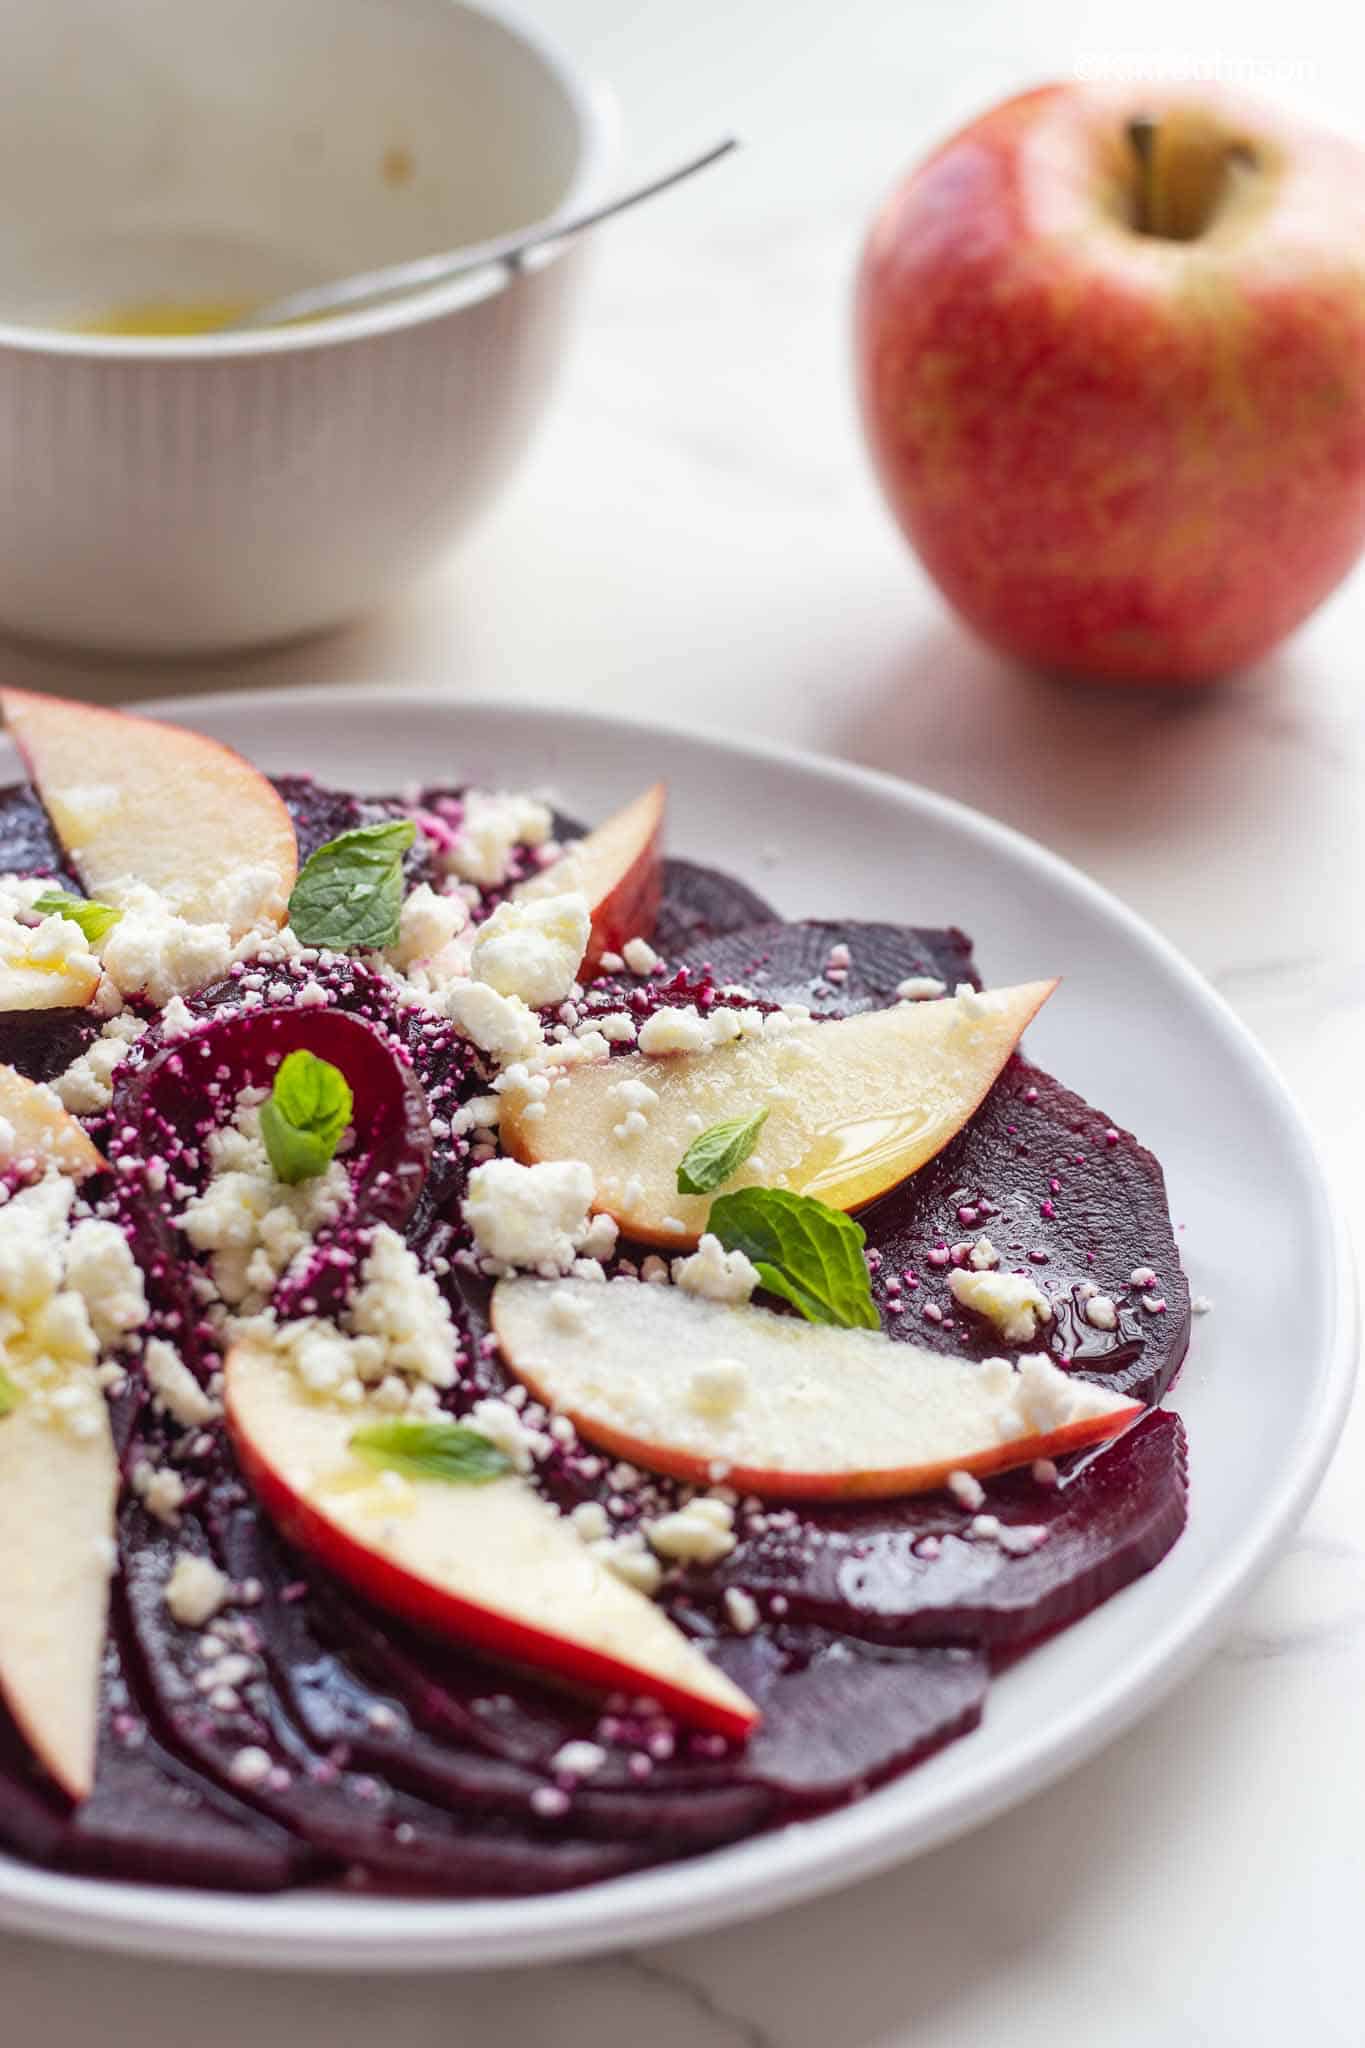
[697,1410,1187,1651]
[674,918,981,1013]
[116,1513,655,1895]
[108,1004,433,1346]
[272,775,434,890]
[705,1628,988,1805]
[653,859,779,956]
[0,780,81,889]
[859,1057,1190,1406]
[0,1007,100,1084]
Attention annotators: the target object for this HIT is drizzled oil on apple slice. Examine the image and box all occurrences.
[503,979,1056,1247]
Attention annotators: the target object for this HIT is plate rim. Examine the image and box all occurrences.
[0,683,1355,1970]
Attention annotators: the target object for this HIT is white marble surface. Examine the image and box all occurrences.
[5,0,1364,2038]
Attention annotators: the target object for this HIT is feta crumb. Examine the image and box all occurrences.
[464,1158,595,1273]
[948,1268,1053,1344]
[444,790,552,887]
[724,1587,760,1634]
[228,1745,273,1789]
[646,1497,737,1564]
[622,937,661,976]
[1084,1294,1119,1331]
[144,1337,221,1427]
[968,1237,1000,1271]
[947,1468,986,1511]
[570,1500,611,1543]
[446,981,544,1065]
[671,1233,760,1305]
[551,1740,607,1780]
[386,882,468,970]
[637,1005,710,1055]
[132,1461,188,1526]
[470,891,590,1008]
[165,1553,231,1628]
[896,976,947,1001]
[1192,1295,1213,1316]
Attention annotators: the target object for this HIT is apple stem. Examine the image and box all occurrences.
[1126,111,1248,241]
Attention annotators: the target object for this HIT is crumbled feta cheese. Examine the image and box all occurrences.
[386,883,468,970]
[63,1218,148,1348]
[165,1553,231,1628]
[228,1745,273,1788]
[177,1101,348,1313]
[97,882,236,1006]
[638,1005,710,1055]
[948,1268,1053,1344]
[968,1237,1000,1271]
[596,1012,637,1044]
[52,1032,133,1114]
[468,1395,547,1473]
[1192,1295,1213,1316]
[132,1460,188,1526]
[947,1468,986,1511]
[551,1740,607,1780]
[896,976,947,1001]
[686,1357,748,1418]
[1129,1265,1157,1288]
[646,1497,737,1565]
[464,1158,596,1274]
[590,1530,663,1595]
[444,791,553,887]
[1084,1294,1118,1331]
[470,892,590,1008]
[347,1226,458,1387]
[622,938,661,976]
[724,1587,760,1634]
[144,1337,221,1427]
[672,1233,760,1305]
[445,980,544,1065]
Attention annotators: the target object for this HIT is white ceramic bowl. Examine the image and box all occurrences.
[0,0,616,655]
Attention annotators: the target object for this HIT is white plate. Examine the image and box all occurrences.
[0,687,1353,1970]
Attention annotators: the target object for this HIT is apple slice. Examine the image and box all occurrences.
[0,1066,105,1178]
[224,1342,759,1740]
[0,1382,118,1801]
[1,687,297,936]
[517,784,665,974]
[0,950,100,1012]
[493,1275,1141,1501]
[503,979,1056,1246]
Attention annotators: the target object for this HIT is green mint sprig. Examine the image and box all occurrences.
[287,819,415,950]
[676,1108,768,1196]
[708,1186,878,1329]
[350,1419,512,1485]
[32,889,123,944]
[259,1049,353,1185]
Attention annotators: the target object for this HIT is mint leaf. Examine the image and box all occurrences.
[0,1366,19,1418]
[32,889,122,943]
[350,1419,512,1484]
[287,819,416,950]
[677,1108,768,1196]
[260,1049,353,1185]
[708,1187,879,1329]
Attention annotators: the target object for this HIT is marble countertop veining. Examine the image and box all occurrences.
[5,0,1364,2039]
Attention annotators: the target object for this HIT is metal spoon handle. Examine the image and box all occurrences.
[224,137,739,333]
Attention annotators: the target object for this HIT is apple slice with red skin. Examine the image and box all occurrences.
[0,1070,113,1798]
[517,784,665,975]
[223,1342,759,1741]
[503,978,1056,1248]
[0,1392,118,1802]
[0,687,297,937]
[0,1065,105,1179]
[491,1275,1142,1502]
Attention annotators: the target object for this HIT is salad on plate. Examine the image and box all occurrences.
[0,689,1191,1897]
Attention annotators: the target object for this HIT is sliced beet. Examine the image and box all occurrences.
[273,775,434,890]
[0,779,80,888]
[859,1058,1190,1406]
[652,860,779,956]
[0,1006,100,1084]
[697,1410,1187,1651]
[705,1628,988,1806]
[674,918,980,1013]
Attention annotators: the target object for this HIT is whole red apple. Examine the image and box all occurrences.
[855,84,1365,683]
